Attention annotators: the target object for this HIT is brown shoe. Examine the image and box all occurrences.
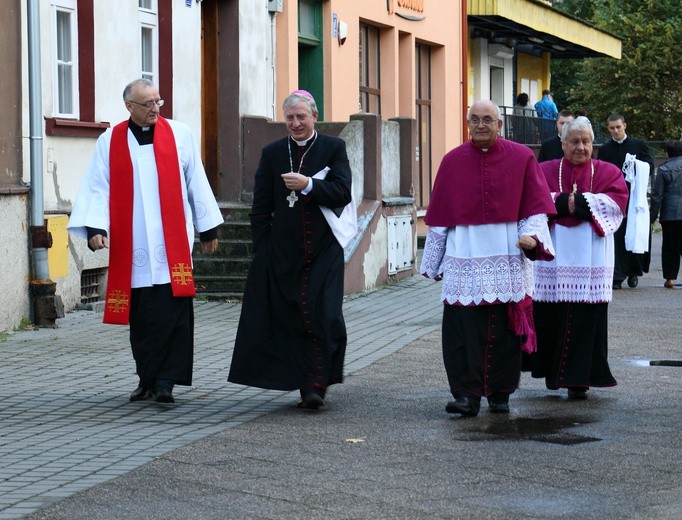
[664,279,675,288]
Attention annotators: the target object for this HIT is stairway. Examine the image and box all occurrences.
[192,202,253,300]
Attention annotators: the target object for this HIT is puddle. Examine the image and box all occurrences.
[459,415,601,445]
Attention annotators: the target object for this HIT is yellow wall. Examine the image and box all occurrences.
[46,215,69,279]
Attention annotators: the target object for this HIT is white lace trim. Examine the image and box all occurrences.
[519,213,555,257]
[420,222,550,305]
[585,193,623,236]
[533,221,614,303]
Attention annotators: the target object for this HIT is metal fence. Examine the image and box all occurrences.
[499,106,664,161]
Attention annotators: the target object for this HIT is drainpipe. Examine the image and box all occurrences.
[27,0,64,327]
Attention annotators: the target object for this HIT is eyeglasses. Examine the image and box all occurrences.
[468,118,498,127]
[128,99,164,109]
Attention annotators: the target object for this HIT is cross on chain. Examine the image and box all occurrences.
[287,190,299,208]
[171,263,194,285]
[106,289,129,313]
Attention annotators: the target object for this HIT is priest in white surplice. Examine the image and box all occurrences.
[68,79,223,403]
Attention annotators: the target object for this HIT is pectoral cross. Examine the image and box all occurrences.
[287,190,298,207]
[572,182,578,194]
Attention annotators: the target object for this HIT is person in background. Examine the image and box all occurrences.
[597,113,655,289]
[534,89,559,142]
[68,79,224,404]
[512,92,536,144]
[649,139,682,289]
[537,110,574,162]
[420,99,555,417]
[526,117,628,400]
[228,90,353,411]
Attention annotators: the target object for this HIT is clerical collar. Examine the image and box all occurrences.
[128,119,155,146]
[292,131,316,147]
[613,134,628,144]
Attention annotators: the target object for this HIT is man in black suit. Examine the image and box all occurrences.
[597,113,655,289]
[537,110,574,162]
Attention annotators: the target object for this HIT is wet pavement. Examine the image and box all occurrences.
[1,233,680,519]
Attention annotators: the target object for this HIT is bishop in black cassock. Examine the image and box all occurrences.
[228,91,352,411]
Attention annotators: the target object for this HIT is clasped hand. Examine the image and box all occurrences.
[517,235,537,250]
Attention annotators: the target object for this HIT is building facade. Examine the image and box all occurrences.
[1,0,621,330]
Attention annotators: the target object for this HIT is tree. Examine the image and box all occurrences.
[551,0,682,142]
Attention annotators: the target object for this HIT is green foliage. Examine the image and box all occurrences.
[551,0,682,140]
[14,317,33,331]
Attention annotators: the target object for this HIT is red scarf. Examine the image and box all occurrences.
[104,117,195,325]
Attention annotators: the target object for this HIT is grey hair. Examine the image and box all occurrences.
[466,100,501,121]
[282,92,318,115]
[561,116,594,143]
[123,79,156,101]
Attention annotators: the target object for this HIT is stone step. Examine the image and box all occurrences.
[215,222,251,241]
[191,203,253,297]
[192,256,252,277]
[194,274,249,295]
[218,202,251,222]
[194,238,253,257]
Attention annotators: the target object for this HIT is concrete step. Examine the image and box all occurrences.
[192,203,253,297]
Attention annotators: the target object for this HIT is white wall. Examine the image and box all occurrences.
[172,0,203,139]
[0,196,31,331]
[17,0,206,314]
[239,0,276,119]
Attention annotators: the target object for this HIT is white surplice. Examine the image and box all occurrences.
[533,193,624,303]
[420,214,554,306]
[622,153,650,254]
[68,119,224,288]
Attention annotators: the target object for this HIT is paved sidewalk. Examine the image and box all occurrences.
[1,233,680,519]
[0,272,442,519]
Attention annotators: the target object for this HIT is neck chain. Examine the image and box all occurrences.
[287,131,317,174]
[559,158,594,194]
[285,131,317,207]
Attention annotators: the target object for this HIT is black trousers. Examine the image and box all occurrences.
[613,218,646,282]
[129,284,194,388]
[441,304,521,400]
[661,220,682,280]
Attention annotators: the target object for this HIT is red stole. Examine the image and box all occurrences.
[104,117,195,325]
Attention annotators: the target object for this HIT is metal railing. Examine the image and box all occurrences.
[499,106,612,147]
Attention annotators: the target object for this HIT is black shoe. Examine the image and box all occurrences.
[154,387,175,403]
[129,386,153,402]
[445,396,480,417]
[627,275,638,288]
[488,393,510,413]
[567,388,587,400]
[297,391,324,410]
[613,281,622,290]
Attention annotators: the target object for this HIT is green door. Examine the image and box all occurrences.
[298,0,324,120]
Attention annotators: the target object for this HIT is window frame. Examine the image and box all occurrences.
[139,0,159,84]
[358,23,381,114]
[51,0,80,119]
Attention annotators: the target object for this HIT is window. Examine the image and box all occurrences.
[359,23,380,114]
[52,0,79,118]
[416,43,432,208]
[139,0,158,83]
